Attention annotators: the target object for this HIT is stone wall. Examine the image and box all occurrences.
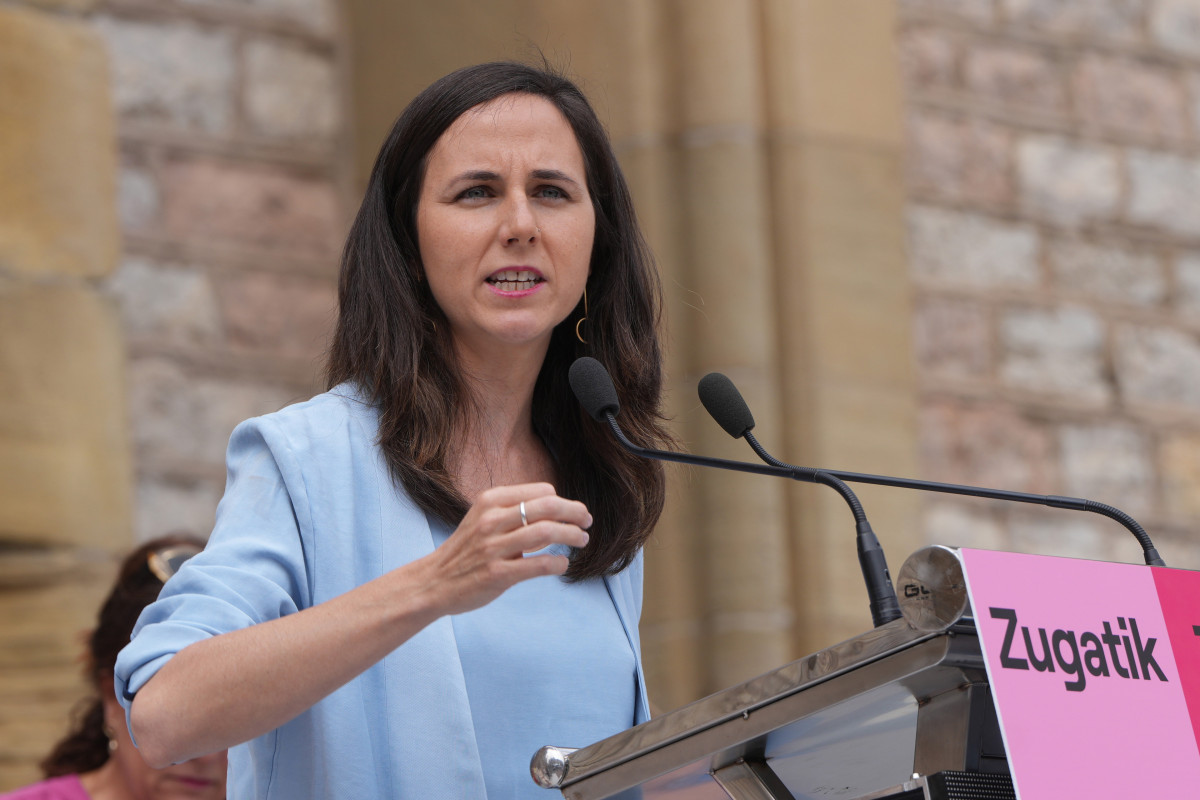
[1,1,130,787]
[94,0,348,542]
[0,0,347,787]
[9,0,1199,785]
[900,0,1200,569]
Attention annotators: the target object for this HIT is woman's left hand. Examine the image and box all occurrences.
[420,482,592,616]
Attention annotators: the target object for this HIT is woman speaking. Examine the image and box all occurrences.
[116,61,672,798]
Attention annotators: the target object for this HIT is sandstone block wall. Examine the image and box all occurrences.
[0,3,129,787]
[8,1,1200,778]
[94,0,347,542]
[0,0,347,786]
[900,0,1200,569]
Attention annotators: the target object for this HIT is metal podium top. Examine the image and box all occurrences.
[531,546,1005,800]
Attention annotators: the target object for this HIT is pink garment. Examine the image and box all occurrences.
[0,775,89,800]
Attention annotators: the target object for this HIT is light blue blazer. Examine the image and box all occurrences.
[115,385,651,799]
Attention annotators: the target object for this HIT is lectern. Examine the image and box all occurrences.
[534,543,1200,798]
[531,545,1013,800]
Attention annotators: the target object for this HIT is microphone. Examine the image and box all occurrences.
[698,371,1167,568]
[694,372,903,628]
[569,356,621,420]
[569,357,903,627]
[568,358,795,479]
[698,372,755,439]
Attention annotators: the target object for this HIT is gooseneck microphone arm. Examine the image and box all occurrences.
[598,412,795,479]
[738,430,904,629]
[570,357,903,627]
[697,372,1167,568]
[817,469,1164,563]
[601,408,904,629]
[601,414,866,524]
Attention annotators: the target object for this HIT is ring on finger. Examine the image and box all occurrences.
[519,500,529,527]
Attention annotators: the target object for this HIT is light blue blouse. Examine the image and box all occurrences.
[429,518,636,799]
[114,386,650,800]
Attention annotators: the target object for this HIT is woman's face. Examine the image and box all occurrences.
[416,92,595,360]
[102,691,227,800]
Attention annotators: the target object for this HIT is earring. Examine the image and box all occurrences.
[104,726,118,753]
[575,286,589,344]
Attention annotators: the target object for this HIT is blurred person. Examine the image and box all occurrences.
[2,534,226,800]
[115,61,673,799]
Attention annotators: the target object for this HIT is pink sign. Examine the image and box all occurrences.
[960,548,1200,799]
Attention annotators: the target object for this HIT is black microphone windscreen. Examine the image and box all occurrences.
[698,372,756,438]
[569,357,621,421]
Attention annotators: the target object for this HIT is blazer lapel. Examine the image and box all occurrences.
[604,557,652,724]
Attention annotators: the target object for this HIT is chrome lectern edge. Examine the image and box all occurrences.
[531,546,999,799]
[531,620,948,785]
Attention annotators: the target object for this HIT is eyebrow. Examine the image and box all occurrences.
[448,169,583,187]
[532,169,581,186]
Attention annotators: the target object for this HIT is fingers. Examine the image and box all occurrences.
[471,484,592,538]
[516,493,592,532]
[425,485,590,617]
[474,482,557,508]
[507,519,590,553]
[452,485,593,557]
[500,493,591,554]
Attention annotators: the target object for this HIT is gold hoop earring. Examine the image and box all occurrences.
[575,286,589,344]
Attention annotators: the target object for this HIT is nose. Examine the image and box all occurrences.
[500,194,538,245]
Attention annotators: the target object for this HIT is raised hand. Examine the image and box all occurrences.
[427,482,592,615]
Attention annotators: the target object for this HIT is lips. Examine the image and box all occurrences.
[486,268,544,292]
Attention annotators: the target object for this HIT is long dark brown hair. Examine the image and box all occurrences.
[41,534,205,777]
[326,61,672,579]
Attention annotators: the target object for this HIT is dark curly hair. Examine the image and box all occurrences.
[326,61,673,580]
[40,533,205,777]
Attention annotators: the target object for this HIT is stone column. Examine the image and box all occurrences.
[0,4,131,787]
[762,0,921,651]
[599,0,710,713]
[671,0,794,689]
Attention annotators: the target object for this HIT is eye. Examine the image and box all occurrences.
[456,185,492,201]
[536,185,570,201]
